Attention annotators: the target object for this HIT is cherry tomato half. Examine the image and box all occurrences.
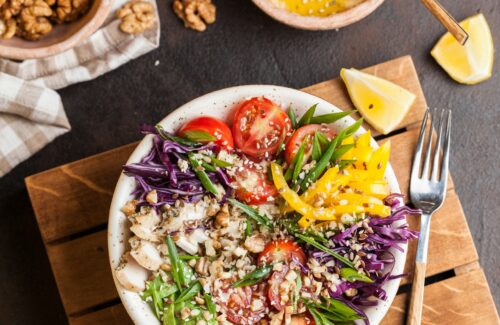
[219,283,267,324]
[232,162,278,205]
[232,97,292,159]
[284,124,335,164]
[258,240,307,266]
[291,315,316,325]
[178,116,234,150]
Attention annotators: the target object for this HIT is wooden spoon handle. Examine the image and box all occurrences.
[406,262,427,325]
[421,0,469,45]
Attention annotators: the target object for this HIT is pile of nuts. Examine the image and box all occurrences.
[173,0,215,32]
[116,0,155,34]
[0,0,89,40]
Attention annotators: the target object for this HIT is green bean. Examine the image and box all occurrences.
[287,107,298,129]
[309,110,355,124]
[331,144,355,163]
[312,132,322,161]
[292,139,307,183]
[245,219,253,238]
[298,104,317,127]
[188,153,218,196]
[175,281,202,303]
[232,265,273,288]
[181,130,216,142]
[203,155,232,167]
[156,125,200,147]
[340,268,373,283]
[227,198,272,228]
[285,136,308,181]
[201,162,217,172]
[166,235,183,289]
[316,132,330,147]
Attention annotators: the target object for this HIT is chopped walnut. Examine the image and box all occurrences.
[117,0,155,34]
[0,18,16,39]
[172,0,215,32]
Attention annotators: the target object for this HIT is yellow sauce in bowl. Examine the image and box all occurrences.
[274,0,366,17]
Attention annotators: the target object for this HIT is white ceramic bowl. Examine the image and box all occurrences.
[108,85,407,325]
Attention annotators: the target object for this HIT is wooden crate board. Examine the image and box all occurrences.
[25,56,497,324]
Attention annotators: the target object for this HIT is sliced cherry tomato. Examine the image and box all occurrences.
[258,240,307,266]
[268,264,289,311]
[232,162,278,205]
[178,116,234,150]
[219,283,267,324]
[284,124,336,164]
[232,97,292,159]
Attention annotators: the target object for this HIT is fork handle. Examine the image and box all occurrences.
[407,262,427,325]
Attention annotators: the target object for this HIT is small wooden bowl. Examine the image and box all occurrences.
[0,0,113,61]
[252,0,384,30]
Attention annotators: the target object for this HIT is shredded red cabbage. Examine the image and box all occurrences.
[123,127,232,208]
[309,196,420,324]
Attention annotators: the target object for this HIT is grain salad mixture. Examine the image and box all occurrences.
[114,97,420,324]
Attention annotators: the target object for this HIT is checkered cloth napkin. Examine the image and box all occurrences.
[0,0,160,177]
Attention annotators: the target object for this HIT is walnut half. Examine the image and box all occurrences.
[173,0,215,32]
[117,0,155,35]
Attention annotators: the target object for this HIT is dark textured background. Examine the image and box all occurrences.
[0,0,498,323]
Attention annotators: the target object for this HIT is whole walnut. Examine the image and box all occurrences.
[53,0,88,23]
[173,0,215,32]
[18,0,52,40]
[117,0,155,34]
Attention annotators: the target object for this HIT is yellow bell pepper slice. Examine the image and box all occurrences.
[364,204,391,217]
[355,131,371,148]
[349,181,390,199]
[327,192,384,206]
[301,167,350,204]
[270,162,311,215]
[367,141,391,179]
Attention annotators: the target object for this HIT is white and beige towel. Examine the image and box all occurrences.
[0,0,160,177]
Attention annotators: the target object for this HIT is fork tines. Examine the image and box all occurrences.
[411,108,452,182]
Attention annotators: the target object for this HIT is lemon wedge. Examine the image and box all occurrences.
[431,13,494,85]
[340,68,416,135]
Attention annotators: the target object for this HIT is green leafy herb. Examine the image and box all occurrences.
[188,153,218,196]
[304,297,364,323]
[309,111,355,124]
[340,268,373,283]
[175,281,202,303]
[331,144,355,163]
[156,125,200,147]
[181,130,217,142]
[232,265,273,288]
[141,275,177,319]
[228,198,273,228]
[166,235,183,289]
[288,107,298,129]
[312,132,322,161]
[295,233,355,268]
[298,104,317,127]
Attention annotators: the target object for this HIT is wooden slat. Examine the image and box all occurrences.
[69,304,133,325]
[401,190,478,284]
[46,231,117,315]
[304,55,428,134]
[26,143,137,242]
[382,268,500,325]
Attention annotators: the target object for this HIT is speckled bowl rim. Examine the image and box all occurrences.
[252,0,385,30]
[108,85,407,325]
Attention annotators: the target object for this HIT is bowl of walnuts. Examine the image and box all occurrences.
[0,0,113,60]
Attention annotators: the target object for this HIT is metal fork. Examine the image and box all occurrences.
[407,108,452,325]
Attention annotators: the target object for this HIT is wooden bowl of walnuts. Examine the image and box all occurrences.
[0,0,113,60]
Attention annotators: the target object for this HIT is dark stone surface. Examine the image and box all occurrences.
[0,0,498,323]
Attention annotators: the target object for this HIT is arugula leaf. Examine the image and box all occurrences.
[227,198,273,228]
[298,104,317,127]
[181,130,217,142]
[340,268,373,283]
[232,265,273,288]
